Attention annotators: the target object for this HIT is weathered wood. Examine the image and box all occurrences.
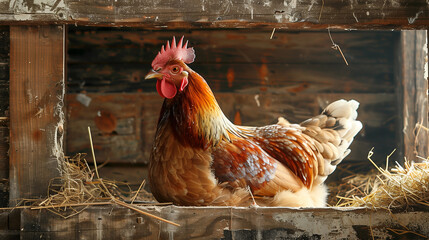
[9,25,65,203]
[67,29,397,94]
[98,165,148,186]
[0,26,10,208]
[0,26,9,182]
[2,0,429,30]
[68,62,395,93]
[18,206,429,239]
[397,31,429,162]
[66,94,148,164]
[68,29,396,65]
[0,211,19,240]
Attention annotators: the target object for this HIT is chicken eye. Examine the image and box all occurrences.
[171,66,181,74]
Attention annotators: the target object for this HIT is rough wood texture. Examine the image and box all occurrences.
[2,0,429,30]
[17,206,429,239]
[67,29,397,94]
[0,26,9,207]
[0,211,19,240]
[66,94,149,164]
[397,31,429,162]
[9,25,65,203]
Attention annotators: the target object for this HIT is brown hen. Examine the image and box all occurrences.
[145,37,362,207]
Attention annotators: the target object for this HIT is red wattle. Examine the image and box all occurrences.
[156,80,165,98]
[157,78,177,99]
[180,77,188,91]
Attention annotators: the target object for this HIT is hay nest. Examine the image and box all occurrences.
[11,126,180,226]
[36,153,155,218]
[27,152,178,226]
[337,149,429,209]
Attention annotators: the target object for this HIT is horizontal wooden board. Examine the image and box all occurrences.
[2,0,429,30]
[68,62,395,94]
[67,29,397,65]
[18,206,429,239]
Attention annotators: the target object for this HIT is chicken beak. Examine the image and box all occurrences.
[145,70,163,80]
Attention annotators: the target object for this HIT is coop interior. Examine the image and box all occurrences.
[64,28,400,202]
[0,25,428,239]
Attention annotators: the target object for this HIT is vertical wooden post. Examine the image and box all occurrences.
[9,25,65,204]
[398,31,429,162]
[0,26,10,207]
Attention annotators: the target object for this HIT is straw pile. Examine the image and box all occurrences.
[18,126,179,227]
[28,151,178,226]
[327,168,378,206]
[35,153,124,218]
[336,148,429,209]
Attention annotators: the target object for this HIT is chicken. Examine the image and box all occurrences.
[144,36,362,207]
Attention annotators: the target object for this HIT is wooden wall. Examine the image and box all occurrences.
[66,27,400,173]
[0,26,9,207]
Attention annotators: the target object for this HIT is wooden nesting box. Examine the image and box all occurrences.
[0,0,428,239]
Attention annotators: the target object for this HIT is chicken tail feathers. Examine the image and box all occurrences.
[322,99,362,143]
[300,99,363,180]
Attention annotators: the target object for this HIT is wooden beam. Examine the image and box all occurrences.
[2,0,429,29]
[0,26,9,183]
[17,206,429,239]
[397,30,429,162]
[9,25,65,203]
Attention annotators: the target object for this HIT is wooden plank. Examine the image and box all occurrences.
[0,209,20,239]
[0,26,9,183]
[398,31,429,162]
[67,29,396,65]
[68,62,395,94]
[98,165,148,187]
[1,0,429,30]
[66,93,147,164]
[9,25,65,203]
[19,206,429,239]
[0,26,10,208]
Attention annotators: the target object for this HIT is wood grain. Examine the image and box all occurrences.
[17,206,429,239]
[9,25,65,202]
[0,26,9,182]
[397,31,429,162]
[67,29,397,94]
[2,0,429,30]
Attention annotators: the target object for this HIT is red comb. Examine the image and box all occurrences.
[151,36,195,69]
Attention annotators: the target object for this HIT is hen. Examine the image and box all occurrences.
[145,37,362,207]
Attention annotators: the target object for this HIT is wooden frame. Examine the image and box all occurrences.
[1,0,429,30]
[397,31,428,161]
[9,25,65,203]
[0,0,428,239]
[16,206,429,239]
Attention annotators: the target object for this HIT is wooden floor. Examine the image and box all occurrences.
[0,206,427,239]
